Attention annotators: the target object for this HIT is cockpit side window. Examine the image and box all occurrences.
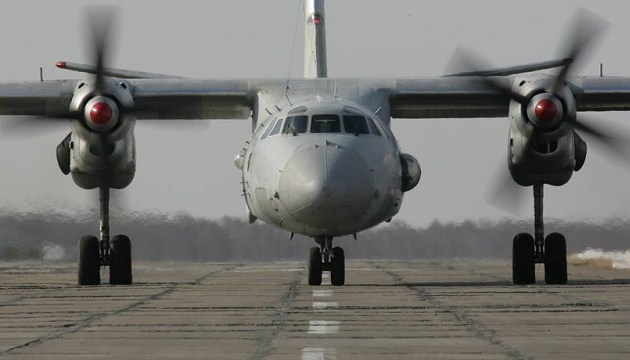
[282,115,309,135]
[261,118,277,140]
[366,117,382,136]
[343,115,370,135]
[269,118,284,136]
[311,115,341,133]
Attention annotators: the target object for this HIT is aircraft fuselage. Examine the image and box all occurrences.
[239,97,407,237]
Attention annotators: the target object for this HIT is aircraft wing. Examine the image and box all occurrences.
[128,79,253,119]
[0,80,75,116]
[0,79,255,120]
[387,76,630,119]
[127,76,630,120]
[127,77,512,120]
[1,76,630,121]
[572,77,630,111]
[388,77,510,119]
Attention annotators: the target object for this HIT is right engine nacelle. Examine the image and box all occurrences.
[400,153,421,192]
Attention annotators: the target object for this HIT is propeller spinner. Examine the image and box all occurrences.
[84,96,119,132]
[527,94,563,130]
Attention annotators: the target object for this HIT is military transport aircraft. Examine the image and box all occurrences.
[2,0,630,286]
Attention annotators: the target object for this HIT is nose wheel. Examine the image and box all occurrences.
[512,184,567,285]
[308,237,345,286]
[77,187,133,286]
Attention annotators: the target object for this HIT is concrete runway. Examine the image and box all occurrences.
[1,260,630,359]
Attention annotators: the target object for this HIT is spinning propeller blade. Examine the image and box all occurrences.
[486,161,528,214]
[451,10,625,210]
[85,6,118,94]
[551,9,607,94]
[446,47,528,104]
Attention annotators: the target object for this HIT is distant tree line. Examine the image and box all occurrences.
[1,210,629,261]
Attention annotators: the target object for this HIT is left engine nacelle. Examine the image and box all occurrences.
[400,153,421,192]
[61,78,137,189]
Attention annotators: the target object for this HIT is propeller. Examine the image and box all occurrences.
[450,10,629,211]
[80,6,120,165]
[1,6,120,137]
[485,160,529,214]
[83,6,131,215]
[456,10,607,105]
[86,5,118,94]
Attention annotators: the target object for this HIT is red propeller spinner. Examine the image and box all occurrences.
[83,96,119,131]
[526,94,563,129]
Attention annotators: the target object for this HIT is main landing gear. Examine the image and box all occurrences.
[512,184,567,285]
[308,236,345,286]
[78,187,133,286]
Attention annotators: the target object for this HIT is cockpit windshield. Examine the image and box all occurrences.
[343,115,370,135]
[311,115,341,133]
[282,116,308,135]
[260,112,387,140]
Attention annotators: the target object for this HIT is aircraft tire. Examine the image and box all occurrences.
[331,247,345,286]
[110,235,133,285]
[308,247,322,286]
[513,233,535,285]
[544,232,567,285]
[78,235,101,286]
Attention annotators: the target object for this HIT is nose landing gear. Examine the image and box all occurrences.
[308,236,345,286]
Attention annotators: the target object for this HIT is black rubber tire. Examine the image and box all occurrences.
[110,235,133,285]
[544,232,567,285]
[78,235,101,286]
[513,233,535,285]
[331,247,345,286]
[308,247,322,286]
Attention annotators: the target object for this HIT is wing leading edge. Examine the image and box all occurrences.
[1,76,630,120]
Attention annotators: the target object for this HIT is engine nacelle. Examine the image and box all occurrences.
[400,153,421,192]
[62,78,137,190]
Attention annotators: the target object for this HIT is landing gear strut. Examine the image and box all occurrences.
[77,187,133,285]
[512,184,567,285]
[308,236,345,286]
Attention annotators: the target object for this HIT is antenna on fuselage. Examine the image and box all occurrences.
[304,0,327,78]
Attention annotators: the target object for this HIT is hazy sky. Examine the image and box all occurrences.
[2,0,630,229]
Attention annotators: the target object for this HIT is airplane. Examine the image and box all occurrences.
[2,0,630,286]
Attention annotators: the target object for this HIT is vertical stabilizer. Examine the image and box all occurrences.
[304,0,327,78]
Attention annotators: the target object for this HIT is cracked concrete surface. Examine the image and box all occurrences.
[0,260,629,359]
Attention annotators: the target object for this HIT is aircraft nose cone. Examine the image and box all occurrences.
[279,143,374,229]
